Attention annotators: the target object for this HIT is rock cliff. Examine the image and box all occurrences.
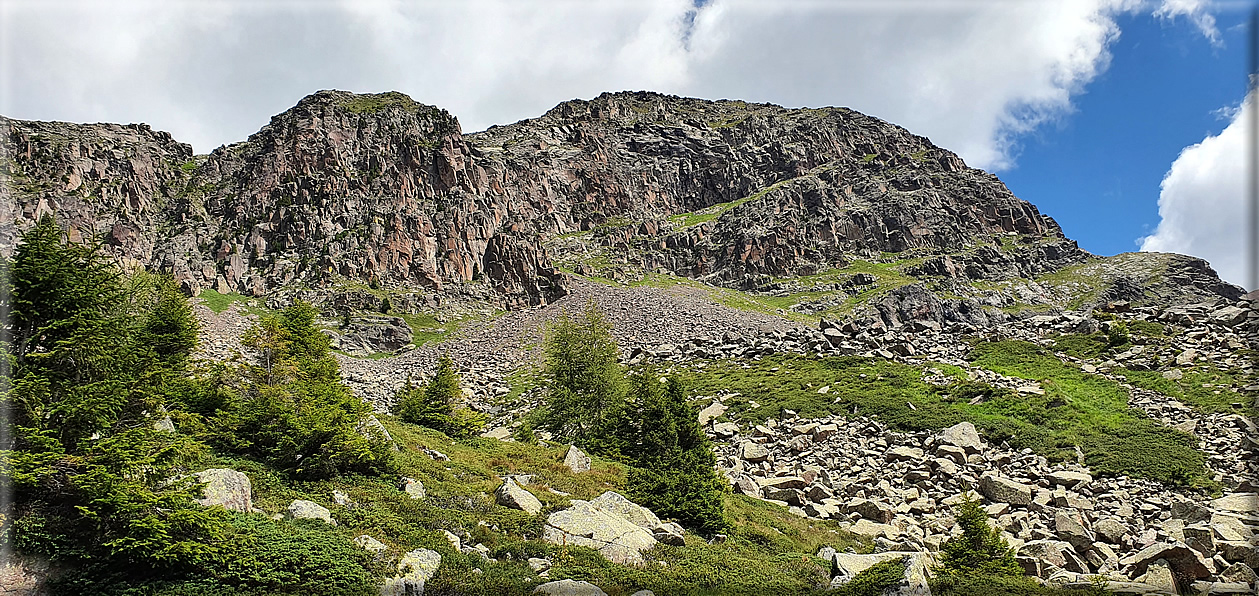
[0,90,1242,311]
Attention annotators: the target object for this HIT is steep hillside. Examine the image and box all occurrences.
[5,90,1240,318]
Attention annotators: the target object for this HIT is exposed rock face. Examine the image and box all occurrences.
[541,492,676,564]
[381,548,441,596]
[193,468,252,512]
[532,579,608,596]
[10,90,1236,313]
[495,477,542,516]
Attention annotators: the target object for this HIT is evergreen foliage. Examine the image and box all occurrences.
[618,374,729,536]
[394,354,486,438]
[208,302,395,479]
[535,301,625,443]
[2,215,225,573]
[934,492,1021,578]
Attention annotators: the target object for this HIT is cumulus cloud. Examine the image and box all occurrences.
[1140,92,1251,289]
[0,0,1218,172]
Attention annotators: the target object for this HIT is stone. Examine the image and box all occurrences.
[193,468,252,512]
[757,476,808,491]
[1095,518,1127,544]
[1119,542,1212,580]
[846,498,896,524]
[1048,470,1092,487]
[401,477,426,499]
[885,446,924,462]
[939,422,984,454]
[697,400,728,425]
[532,579,609,596]
[1054,510,1093,551]
[1182,524,1216,557]
[495,478,543,516]
[442,530,462,551]
[712,422,739,438]
[1136,560,1178,595]
[332,490,353,507]
[850,519,901,539]
[829,552,933,595]
[1210,493,1258,514]
[542,500,657,564]
[564,445,591,473]
[741,442,770,462]
[338,316,413,356]
[288,499,335,525]
[354,534,389,556]
[653,521,686,546]
[978,475,1034,505]
[382,548,441,596]
[590,491,662,530]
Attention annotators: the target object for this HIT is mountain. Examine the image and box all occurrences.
[2,90,1242,318]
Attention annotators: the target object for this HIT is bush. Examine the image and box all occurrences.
[394,355,485,438]
[833,558,906,596]
[934,492,1021,579]
[2,215,226,576]
[209,302,395,479]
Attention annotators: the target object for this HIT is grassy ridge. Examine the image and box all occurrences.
[682,342,1207,486]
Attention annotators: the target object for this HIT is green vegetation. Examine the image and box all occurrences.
[1117,364,1254,416]
[3,215,227,588]
[668,179,790,228]
[200,302,395,479]
[339,91,421,114]
[198,288,255,314]
[934,493,1020,578]
[834,559,907,596]
[683,342,1208,486]
[394,354,487,438]
[615,374,729,536]
[530,302,626,444]
[528,303,730,537]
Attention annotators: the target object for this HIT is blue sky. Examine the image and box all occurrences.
[1002,8,1250,259]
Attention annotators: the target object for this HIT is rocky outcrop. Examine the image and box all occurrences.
[541,491,681,564]
[8,90,1236,314]
[193,468,253,512]
[381,548,441,596]
[336,316,414,356]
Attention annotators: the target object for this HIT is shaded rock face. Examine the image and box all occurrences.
[3,90,1241,309]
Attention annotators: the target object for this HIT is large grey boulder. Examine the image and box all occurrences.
[288,499,335,525]
[978,475,1034,505]
[827,552,933,596]
[1118,542,1212,581]
[381,548,441,596]
[532,579,608,595]
[337,316,413,356]
[939,422,984,454]
[542,500,658,564]
[194,468,253,512]
[495,478,542,516]
[591,491,661,529]
[358,414,399,451]
[564,445,591,473]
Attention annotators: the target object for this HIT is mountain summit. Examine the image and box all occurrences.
[0,89,1242,315]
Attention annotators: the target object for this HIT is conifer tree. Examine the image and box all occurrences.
[935,491,1021,578]
[622,374,728,536]
[536,301,624,443]
[2,215,223,571]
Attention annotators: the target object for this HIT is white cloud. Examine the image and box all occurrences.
[1140,92,1251,289]
[0,0,1218,172]
[1153,0,1222,45]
